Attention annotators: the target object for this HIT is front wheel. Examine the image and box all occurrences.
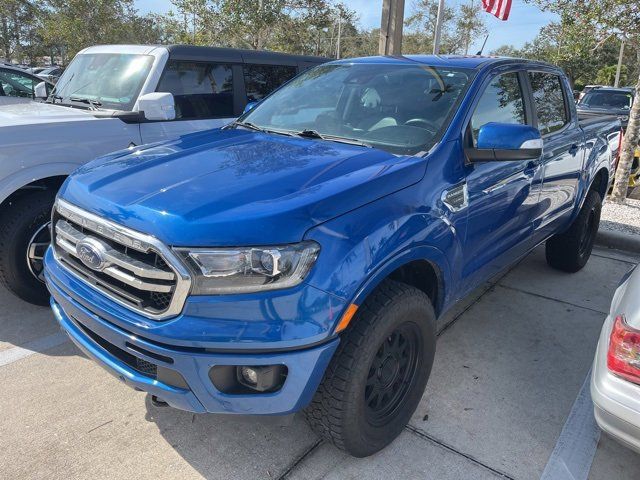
[0,192,55,305]
[304,280,436,457]
[545,189,601,273]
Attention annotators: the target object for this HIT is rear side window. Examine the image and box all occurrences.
[470,72,526,145]
[157,61,234,120]
[528,72,568,135]
[243,64,298,102]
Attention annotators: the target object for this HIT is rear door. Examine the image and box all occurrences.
[140,60,238,144]
[461,69,544,289]
[527,70,584,234]
[242,63,298,104]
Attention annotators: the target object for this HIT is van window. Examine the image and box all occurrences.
[528,72,568,135]
[471,72,526,145]
[243,64,298,102]
[157,61,234,120]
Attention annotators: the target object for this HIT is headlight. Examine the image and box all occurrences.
[176,241,320,294]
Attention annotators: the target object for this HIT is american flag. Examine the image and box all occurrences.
[482,0,512,21]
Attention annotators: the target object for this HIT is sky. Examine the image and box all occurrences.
[135,0,559,53]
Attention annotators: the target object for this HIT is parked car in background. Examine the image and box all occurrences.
[44,55,620,457]
[37,65,64,84]
[0,64,53,99]
[0,44,326,306]
[592,265,640,454]
[577,86,634,129]
[27,67,46,75]
[579,84,604,102]
[577,87,640,194]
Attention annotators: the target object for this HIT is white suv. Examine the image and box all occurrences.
[0,44,326,305]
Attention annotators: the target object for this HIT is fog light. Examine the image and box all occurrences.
[236,365,287,392]
[240,366,258,385]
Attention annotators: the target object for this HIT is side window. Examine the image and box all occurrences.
[157,61,234,120]
[470,72,526,145]
[243,64,298,102]
[0,70,37,98]
[528,72,568,135]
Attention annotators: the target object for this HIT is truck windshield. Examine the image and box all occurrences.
[242,63,474,155]
[50,53,153,111]
[580,91,633,110]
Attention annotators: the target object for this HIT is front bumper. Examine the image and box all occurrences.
[591,314,640,453]
[46,249,340,415]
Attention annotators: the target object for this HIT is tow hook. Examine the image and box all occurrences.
[151,395,169,407]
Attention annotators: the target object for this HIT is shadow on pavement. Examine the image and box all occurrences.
[142,395,320,480]
[0,288,75,358]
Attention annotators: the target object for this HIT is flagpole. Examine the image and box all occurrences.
[433,0,446,55]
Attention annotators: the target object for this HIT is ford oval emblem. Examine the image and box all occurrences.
[75,238,108,271]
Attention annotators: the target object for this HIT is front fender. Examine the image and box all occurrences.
[304,186,462,328]
[0,162,78,204]
[348,244,452,315]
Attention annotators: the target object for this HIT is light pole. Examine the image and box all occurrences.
[336,13,342,59]
[615,40,625,88]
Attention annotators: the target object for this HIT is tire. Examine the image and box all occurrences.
[545,189,602,273]
[0,191,55,305]
[304,280,436,457]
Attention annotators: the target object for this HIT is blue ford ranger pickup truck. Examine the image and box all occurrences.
[44,56,620,457]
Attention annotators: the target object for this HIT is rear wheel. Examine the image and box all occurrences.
[0,191,55,305]
[545,189,601,273]
[304,280,436,457]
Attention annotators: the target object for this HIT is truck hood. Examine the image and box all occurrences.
[60,129,427,246]
[0,98,93,127]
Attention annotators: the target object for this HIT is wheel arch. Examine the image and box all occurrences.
[0,172,70,217]
[589,167,609,200]
[349,245,451,319]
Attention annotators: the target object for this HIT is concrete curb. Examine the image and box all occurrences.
[596,229,640,253]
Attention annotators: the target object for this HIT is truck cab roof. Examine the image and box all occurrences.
[330,54,560,72]
[76,44,327,66]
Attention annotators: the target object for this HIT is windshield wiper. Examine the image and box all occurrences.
[47,94,63,104]
[227,120,266,132]
[296,129,373,148]
[227,121,297,137]
[69,97,102,110]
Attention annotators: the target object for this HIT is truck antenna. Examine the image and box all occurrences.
[476,35,489,56]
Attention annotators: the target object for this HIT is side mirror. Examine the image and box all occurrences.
[34,81,48,99]
[467,123,542,162]
[243,101,258,114]
[138,92,176,121]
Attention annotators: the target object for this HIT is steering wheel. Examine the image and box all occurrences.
[404,118,438,135]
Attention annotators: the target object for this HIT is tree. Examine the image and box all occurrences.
[454,0,488,55]
[40,0,164,62]
[404,0,454,54]
[404,0,486,55]
[491,20,635,89]
[0,0,43,62]
[528,0,640,202]
[596,64,628,85]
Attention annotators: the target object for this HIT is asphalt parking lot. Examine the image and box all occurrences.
[2,245,640,479]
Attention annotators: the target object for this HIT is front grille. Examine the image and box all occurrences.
[52,200,191,319]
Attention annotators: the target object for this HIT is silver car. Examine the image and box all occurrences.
[591,264,640,453]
